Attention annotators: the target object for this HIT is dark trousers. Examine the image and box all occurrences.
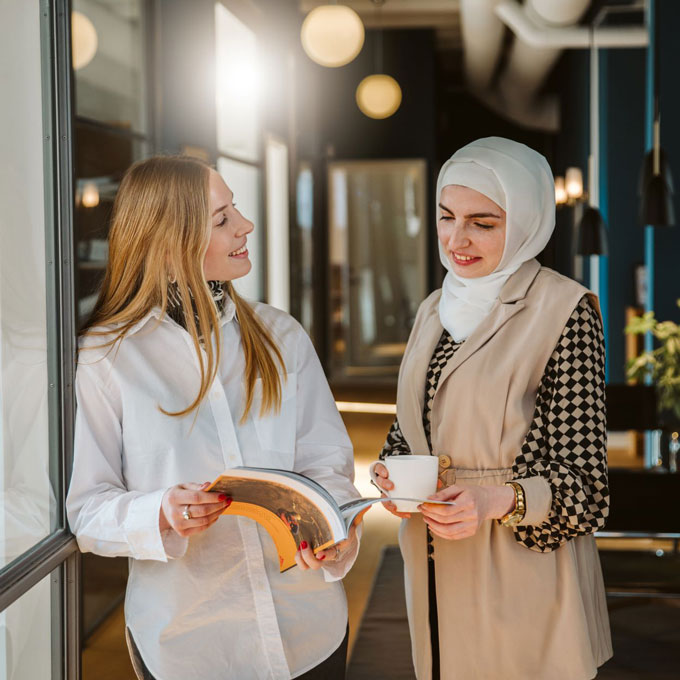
[126,626,348,679]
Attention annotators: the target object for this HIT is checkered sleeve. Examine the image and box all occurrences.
[510,295,609,553]
[379,417,412,459]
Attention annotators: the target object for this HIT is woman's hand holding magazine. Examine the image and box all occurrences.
[295,508,369,571]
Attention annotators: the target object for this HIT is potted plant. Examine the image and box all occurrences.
[626,301,680,471]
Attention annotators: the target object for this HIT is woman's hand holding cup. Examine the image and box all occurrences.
[370,455,440,517]
[372,463,412,518]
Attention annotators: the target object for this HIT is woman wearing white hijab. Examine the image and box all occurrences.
[373,137,612,679]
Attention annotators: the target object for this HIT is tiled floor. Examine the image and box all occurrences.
[81,410,399,678]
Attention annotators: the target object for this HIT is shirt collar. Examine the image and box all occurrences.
[125,293,237,338]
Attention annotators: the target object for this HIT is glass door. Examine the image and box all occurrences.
[0,1,79,678]
[328,159,428,380]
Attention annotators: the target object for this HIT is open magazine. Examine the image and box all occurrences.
[207,466,452,572]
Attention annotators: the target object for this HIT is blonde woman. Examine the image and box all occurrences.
[374,138,612,679]
[67,156,361,680]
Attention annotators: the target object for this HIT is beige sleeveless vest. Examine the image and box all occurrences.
[395,259,612,679]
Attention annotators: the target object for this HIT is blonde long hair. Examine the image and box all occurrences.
[81,155,285,422]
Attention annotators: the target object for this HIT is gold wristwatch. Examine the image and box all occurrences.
[499,481,526,527]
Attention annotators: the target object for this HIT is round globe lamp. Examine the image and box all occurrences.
[71,11,98,70]
[301,5,364,68]
[356,74,402,120]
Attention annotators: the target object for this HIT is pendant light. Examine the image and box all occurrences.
[639,5,675,227]
[301,4,364,68]
[355,0,402,120]
[577,19,607,258]
[577,207,608,256]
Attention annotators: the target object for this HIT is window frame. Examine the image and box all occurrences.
[0,1,80,677]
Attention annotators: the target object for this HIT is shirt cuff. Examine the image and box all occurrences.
[322,523,362,582]
[514,475,552,526]
[123,488,186,561]
[161,529,189,559]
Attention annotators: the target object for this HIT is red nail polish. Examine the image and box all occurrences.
[218,494,227,502]
[319,554,326,560]
[297,544,301,551]
[225,498,232,507]
[300,541,308,550]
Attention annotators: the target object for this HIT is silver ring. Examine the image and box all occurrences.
[182,505,192,521]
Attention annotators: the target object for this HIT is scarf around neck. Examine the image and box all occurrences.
[167,280,228,332]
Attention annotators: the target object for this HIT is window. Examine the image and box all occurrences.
[0,2,79,678]
[217,158,263,301]
[0,0,54,570]
[73,0,148,135]
[265,137,290,312]
[215,3,265,303]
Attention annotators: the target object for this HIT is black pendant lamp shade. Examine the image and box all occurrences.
[640,169,675,227]
[639,8,675,228]
[577,207,608,256]
[639,146,675,227]
[638,147,674,193]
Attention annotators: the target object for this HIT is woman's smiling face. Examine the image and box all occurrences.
[437,184,507,278]
[203,169,254,281]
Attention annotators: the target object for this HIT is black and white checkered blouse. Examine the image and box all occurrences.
[380,295,609,553]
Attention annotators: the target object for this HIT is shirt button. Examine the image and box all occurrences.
[438,454,452,469]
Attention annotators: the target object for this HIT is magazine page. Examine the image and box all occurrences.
[339,497,456,528]
[208,469,347,572]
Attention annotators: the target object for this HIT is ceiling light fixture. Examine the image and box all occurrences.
[301,4,365,68]
[355,0,402,120]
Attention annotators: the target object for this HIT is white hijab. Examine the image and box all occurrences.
[437,137,556,342]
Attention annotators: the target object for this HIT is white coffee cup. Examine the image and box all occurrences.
[369,455,439,512]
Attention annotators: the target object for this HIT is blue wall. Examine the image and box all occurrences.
[653,0,680,325]
[603,48,647,383]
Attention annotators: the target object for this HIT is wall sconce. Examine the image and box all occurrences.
[301,4,365,68]
[555,167,587,207]
[555,176,568,205]
[565,167,584,201]
[81,182,100,208]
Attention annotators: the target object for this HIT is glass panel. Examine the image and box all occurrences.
[74,120,149,328]
[295,163,315,336]
[265,138,289,312]
[328,160,428,378]
[0,571,56,680]
[215,3,260,162]
[217,157,263,301]
[72,0,147,134]
[0,0,54,569]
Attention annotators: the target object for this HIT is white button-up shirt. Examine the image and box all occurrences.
[66,298,360,679]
